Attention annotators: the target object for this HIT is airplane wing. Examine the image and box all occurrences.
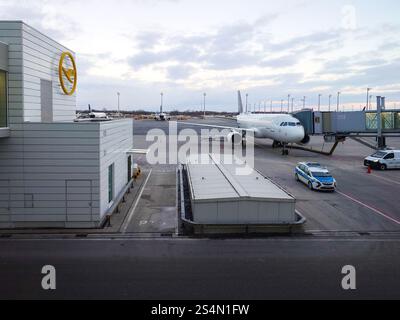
[178,121,255,133]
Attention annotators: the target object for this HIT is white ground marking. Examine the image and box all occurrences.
[337,190,400,226]
[370,173,400,186]
[121,169,153,233]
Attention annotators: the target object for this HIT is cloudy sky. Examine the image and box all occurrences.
[1,0,399,112]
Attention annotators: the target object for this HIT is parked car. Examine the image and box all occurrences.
[295,162,337,191]
[364,150,400,170]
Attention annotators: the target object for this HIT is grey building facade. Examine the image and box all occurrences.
[0,21,134,228]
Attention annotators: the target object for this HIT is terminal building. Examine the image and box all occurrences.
[0,21,134,228]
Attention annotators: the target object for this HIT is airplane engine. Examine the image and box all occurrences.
[301,134,311,144]
[227,131,243,145]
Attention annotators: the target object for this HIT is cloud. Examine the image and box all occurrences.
[129,44,201,69]
[2,0,400,110]
[261,54,299,68]
[166,64,196,80]
[0,0,80,41]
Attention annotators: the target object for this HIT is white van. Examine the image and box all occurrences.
[364,150,400,170]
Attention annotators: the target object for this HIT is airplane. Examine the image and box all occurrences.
[154,112,171,121]
[75,111,111,122]
[180,91,310,155]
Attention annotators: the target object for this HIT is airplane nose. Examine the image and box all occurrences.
[297,126,305,141]
[298,126,311,144]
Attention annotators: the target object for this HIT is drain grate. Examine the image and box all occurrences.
[161,233,173,237]
[75,234,88,238]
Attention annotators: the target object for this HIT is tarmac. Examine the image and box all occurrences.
[2,118,400,237]
[130,118,400,236]
[1,118,400,299]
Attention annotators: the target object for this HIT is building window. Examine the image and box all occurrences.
[108,164,114,203]
[127,156,132,183]
[0,70,7,128]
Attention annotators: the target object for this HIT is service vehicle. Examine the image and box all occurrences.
[364,150,400,170]
[295,162,337,191]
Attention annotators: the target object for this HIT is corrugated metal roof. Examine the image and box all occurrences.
[186,154,294,202]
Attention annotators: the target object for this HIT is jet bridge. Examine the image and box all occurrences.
[293,97,400,153]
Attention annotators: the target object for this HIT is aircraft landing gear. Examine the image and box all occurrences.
[242,132,247,147]
[272,141,282,149]
[282,144,289,156]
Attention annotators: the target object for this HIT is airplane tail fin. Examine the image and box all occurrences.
[238,90,244,114]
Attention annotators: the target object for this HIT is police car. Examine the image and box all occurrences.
[295,162,337,191]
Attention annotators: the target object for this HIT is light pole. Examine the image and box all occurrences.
[337,91,341,112]
[245,93,248,113]
[366,88,371,110]
[302,96,306,109]
[160,92,164,114]
[318,94,322,112]
[270,100,273,113]
[117,92,120,117]
[281,99,284,113]
[288,94,291,113]
[328,94,332,112]
[369,95,373,110]
[291,98,294,113]
[203,93,206,119]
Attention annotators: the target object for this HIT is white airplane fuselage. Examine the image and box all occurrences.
[236,113,306,144]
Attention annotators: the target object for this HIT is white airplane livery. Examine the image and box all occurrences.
[183,91,310,155]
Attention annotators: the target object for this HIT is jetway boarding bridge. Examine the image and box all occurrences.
[293,97,400,155]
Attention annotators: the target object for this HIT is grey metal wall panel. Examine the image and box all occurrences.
[99,119,134,220]
[0,21,75,123]
[0,121,104,228]
[218,201,239,224]
[333,112,366,132]
[293,110,314,134]
[0,22,23,126]
[40,79,53,122]
[322,112,332,132]
[0,41,8,71]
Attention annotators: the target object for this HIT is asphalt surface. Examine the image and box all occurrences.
[1,237,400,299]
[132,118,400,234]
[1,118,400,300]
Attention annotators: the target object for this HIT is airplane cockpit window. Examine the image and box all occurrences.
[296,122,302,126]
[282,122,288,126]
[288,122,296,127]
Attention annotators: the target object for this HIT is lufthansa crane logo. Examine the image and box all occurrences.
[58,52,77,96]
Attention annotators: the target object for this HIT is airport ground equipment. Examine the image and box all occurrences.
[364,150,400,170]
